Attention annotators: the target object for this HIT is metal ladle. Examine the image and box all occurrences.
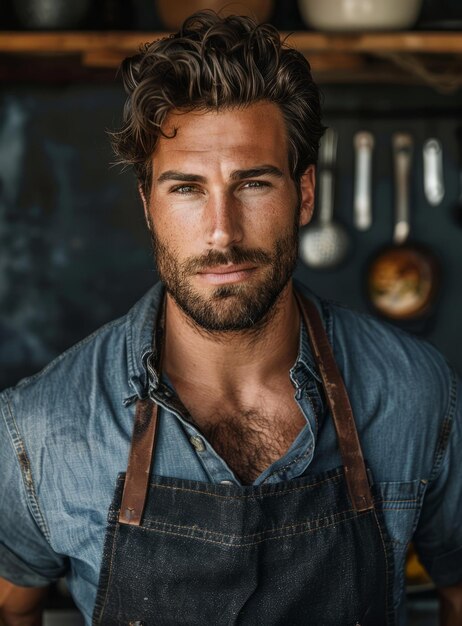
[299,127,350,269]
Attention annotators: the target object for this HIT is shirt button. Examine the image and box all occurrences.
[220,480,234,485]
[190,435,205,452]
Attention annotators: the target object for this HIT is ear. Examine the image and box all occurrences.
[298,165,316,227]
[138,183,152,231]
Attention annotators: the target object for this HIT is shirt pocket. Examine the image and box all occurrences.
[374,479,429,609]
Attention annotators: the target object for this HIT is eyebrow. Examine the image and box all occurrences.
[156,165,284,185]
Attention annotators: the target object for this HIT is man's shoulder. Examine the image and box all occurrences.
[4,314,126,403]
[315,295,458,481]
[327,297,450,385]
[0,283,163,427]
[296,281,454,427]
[325,297,455,452]
[296,280,447,371]
[296,280,451,388]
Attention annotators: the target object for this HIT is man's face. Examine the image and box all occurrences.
[142,102,315,331]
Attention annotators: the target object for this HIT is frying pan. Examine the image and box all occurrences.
[365,133,441,323]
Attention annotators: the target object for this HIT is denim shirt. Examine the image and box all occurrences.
[1,280,461,625]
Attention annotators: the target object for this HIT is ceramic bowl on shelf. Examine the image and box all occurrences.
[298,0,423,31]
[13,0,91,29]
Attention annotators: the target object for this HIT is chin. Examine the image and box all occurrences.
[172,276,287,333]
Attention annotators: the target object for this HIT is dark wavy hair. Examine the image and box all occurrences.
[112,10,324,195]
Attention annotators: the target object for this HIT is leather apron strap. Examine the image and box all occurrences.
[119,398,159,525]
[119,290,373,525]
[294,291,373,512]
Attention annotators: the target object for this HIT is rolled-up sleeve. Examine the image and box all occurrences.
[413,367,462,588]
[0,391,68,587]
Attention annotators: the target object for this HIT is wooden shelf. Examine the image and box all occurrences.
[1,31,462,91]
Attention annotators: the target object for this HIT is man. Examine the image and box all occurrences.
[0,11,461,626]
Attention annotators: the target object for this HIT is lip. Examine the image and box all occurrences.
[197,265,257,285]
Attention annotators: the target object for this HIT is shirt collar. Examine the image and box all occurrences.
[124,279,332,401]
[125,281,165,401]
[290,278,331,388]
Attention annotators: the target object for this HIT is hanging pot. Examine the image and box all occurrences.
[365,133,441,322]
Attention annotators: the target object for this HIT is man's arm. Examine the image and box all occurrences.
[438,580,462,626]
[0,391,68,624]
[0,578,47,626]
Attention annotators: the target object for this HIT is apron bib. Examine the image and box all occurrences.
[92,292,395,625]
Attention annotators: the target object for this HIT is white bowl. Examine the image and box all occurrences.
[298,0,423,31]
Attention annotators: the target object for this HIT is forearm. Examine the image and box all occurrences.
[438,580,462,626]
[0,607,42,626]
[0,579,46,626]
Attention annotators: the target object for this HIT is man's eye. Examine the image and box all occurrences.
[170,185,199,194]
[242,180,270,190]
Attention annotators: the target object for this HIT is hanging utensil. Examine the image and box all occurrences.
[353,131,374,231]
[423,138,445,206]
[452,126,462,227]
[299,127,350,269]
[365,133,441,321]
[392,133,412,245]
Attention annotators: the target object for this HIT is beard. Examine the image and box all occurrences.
[149,211,300,333]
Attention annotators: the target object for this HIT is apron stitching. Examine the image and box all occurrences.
[96,521,120,623]
[141,508,361,539]
[378,498,418,504]
[372,509,392,622]
[136,474,344,499]
[133,510,372,547]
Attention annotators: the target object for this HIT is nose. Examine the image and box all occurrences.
[205,191,243,249]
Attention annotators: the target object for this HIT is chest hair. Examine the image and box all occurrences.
[198,403,304,485]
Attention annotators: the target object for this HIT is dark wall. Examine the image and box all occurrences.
[1,81,461,391]
[0,85,153,388]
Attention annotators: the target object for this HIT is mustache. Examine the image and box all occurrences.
[182,246,272,273]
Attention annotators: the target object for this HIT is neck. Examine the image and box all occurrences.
[162,281,301,393]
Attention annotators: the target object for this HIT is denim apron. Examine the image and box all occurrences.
[92,292,395,625]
